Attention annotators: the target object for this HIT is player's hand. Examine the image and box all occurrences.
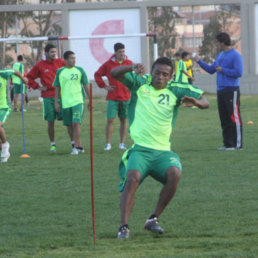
[55,103,60,113]
[23,77,28,84]
[39,86,48,91]
[105,85,115,92]
[193,55,200,62]
[215,66,222,73]
[181,96,198,108]
[134,64,145,76]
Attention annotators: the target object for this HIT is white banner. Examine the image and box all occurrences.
[69,9,141,80]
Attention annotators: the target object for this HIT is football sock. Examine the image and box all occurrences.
[119,224,129,231]
[148,214,157,220]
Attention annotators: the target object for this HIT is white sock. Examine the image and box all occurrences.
[50,142,56,146]
[2,142,8,147]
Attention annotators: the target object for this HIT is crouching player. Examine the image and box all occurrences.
[111,57,209,238]
[0,68,28,163]
[53,51,90,155]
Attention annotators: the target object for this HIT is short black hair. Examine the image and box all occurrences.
[63,50,75,60]
[151,57,173,74]
[114,43,125,52]
[17,55,23,61]
[44,43,56,53]
[216,32,231,46]
[175,52,180,57]
[181,51,189,59]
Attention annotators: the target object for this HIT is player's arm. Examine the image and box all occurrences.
[54,87,61,113]
[53,71,61,112]
[13,70,28,84]
[193,54,217,74]
[94,64,115,92]
[181,70,194,80]
[26,64,41,89]
[110,64,145,82]
[181,95,209,109]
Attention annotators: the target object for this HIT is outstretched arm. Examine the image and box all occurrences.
[110,64,145,82]
[181,96,209,109]
[193,55,217,74]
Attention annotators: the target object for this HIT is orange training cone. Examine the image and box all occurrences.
[20,154,31,158]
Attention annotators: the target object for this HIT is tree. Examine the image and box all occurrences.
[0,0,17,67]
[18,4,62,67]
[199,16,222,63]
[199,4,241,63]
[148,6,179,63]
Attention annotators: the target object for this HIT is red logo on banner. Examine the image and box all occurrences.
[90,20,124,64]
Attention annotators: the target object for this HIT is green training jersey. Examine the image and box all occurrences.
[122,72,203,151]
[12,62,24,84]
[175,59,188,83]
[53,66,89,109]
[0,69,14,109]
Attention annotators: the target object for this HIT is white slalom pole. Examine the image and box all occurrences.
[153,34,158,60]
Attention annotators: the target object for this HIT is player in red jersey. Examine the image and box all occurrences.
[27,44,68,152]
[94,43,132,151]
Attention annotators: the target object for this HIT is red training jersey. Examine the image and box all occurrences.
[27,58,65,98]
[94,55,132,101]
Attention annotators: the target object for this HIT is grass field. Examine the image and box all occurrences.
[0,94,258,258]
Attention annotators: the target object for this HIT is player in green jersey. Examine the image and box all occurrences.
[175,51,194,83]
[53,51,90,155]
[12,55,26,112]
[111,57,209,238]
[0,68,28,163]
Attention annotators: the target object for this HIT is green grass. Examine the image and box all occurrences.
[0,95,258,257]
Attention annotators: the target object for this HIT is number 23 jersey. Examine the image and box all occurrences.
[53,66,89,109]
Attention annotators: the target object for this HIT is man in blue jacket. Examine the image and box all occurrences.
[194,32,243,150]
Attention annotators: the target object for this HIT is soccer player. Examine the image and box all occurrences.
[111,57,209,239]
[27,44,66,152]
[0,68,28,163]
[175,51,194,83]
[174,52,181,76]
[12,55,26,112]
[53,51,90,155]
[184,53,194,84]
[193,32,243,150]
[94,43,132,151]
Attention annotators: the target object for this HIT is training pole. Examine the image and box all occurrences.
[0,33,158,62]
[90,83,96,245]
[20,82,30,158]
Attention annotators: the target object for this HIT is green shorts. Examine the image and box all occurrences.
[118,144,182,192]
[0,108,11,124]
[62,103,84,126]
[13,83,26,95]
[107,100,128,119]
[43,97,63,121]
